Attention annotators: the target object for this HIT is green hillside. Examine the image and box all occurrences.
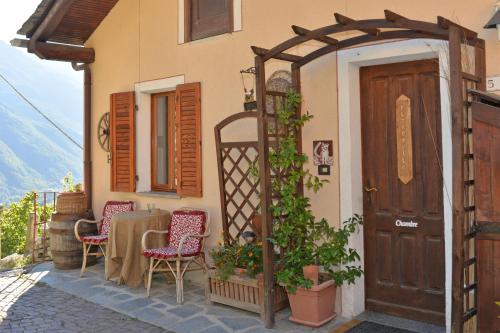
[0,41,83,203]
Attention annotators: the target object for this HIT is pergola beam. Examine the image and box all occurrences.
[437,16,478,40]
[384,9,407,22]
[251,46,304,63]
[334,13,380,35]
[292,25,338,45]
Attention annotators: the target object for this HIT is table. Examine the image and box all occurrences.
[106,210,170,288]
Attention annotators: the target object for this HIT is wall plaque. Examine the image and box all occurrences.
[395,94,413,184]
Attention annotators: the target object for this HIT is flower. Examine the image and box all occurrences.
[248,252,253,257]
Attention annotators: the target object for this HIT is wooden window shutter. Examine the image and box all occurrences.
[176,82,202,197]
[187,0,233,41]
[110,92,136,192]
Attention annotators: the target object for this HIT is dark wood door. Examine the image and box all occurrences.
[472,98,500,332]
[361,60,445,325]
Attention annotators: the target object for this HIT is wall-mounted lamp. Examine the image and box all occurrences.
[485,1,500,40]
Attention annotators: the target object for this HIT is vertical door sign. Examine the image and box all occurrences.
[313,140,333,175]
[395,94,413,184]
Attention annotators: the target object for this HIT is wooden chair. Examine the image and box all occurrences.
[75,201,134,277]
[141,207,210,303]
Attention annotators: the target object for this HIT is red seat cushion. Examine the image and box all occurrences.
[99,201,134,235]
[143,245,200,259]
[81,234,108,244]
[167,210,207,255]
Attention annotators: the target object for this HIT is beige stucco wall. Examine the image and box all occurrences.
[86,0,500,253]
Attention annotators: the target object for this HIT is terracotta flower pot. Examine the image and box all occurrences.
[287,280,337,327]
[250,215,263,240]
[303,265,320,285]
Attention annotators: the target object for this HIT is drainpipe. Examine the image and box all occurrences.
[72,62,92,211]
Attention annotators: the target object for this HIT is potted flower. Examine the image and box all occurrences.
[207,239,289,317]
[269,91,363,327]
[56,172,86,215]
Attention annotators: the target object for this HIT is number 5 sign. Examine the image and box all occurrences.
[487,75,500,92]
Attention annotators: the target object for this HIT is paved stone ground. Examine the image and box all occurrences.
[23,261,349,333]
[6,262,444,333]
[0,270,171,333]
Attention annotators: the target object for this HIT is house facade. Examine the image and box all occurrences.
[13,0,500,332]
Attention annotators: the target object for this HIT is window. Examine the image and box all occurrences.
[185,0,233,41]
[110,83,203,197]
[151,92,176,192]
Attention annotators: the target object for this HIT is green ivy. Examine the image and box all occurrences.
[269,91,363,293]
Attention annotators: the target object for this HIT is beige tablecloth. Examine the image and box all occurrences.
[106,210,170,288]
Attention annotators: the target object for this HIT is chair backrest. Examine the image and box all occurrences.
[99,201,134,235]
[167,208,209,254]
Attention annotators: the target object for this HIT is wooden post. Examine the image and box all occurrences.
[449,25,465,333]
[475,39,486,91]
[255,55,275,328]
[291,64,304,196]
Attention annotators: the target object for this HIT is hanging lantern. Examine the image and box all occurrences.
[240,67,257,111]
[485,1,500,40]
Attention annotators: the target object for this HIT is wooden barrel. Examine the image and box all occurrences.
[49,213,98,270]
[56,192,87,215]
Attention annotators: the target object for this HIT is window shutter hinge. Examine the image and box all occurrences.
[135,105,139,112]
[135,175,139,182]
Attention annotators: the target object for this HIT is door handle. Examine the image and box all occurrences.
[364,186,378,193]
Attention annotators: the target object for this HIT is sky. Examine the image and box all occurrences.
[0,0,82,81]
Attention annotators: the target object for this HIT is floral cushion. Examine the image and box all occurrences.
[99,201,134,235]
[143,245,200,259]
[81,234,108,244]
[167,210,207,256]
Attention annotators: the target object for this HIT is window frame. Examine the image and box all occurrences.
[184,0,234,42]
[150,91,177,192]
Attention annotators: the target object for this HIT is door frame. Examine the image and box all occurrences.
[337,39,453,332]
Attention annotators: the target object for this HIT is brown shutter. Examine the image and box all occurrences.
[110,92,136,192]
[176,82,202,197]
[187,0,232,41]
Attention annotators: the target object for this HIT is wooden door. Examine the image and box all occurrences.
[361,60,445,325]
[472,98,500,332]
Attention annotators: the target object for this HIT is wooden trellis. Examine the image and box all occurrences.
[249,10,486,331]
[215,112,261,245]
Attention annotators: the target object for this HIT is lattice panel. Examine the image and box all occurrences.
[220,144,261,244]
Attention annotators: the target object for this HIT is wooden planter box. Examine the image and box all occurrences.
[206,269,288,319]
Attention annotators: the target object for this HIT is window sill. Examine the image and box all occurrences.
[179,30,240,45]
[136,191,181,199]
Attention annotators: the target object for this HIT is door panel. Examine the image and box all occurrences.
[361,60,445,325]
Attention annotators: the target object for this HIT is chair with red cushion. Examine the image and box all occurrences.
[75,201,134,277]
[141,207,210,303]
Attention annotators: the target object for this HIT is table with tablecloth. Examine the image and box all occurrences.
[106,210,170,288]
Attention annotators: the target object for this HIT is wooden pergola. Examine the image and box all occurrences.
[250,10,485,332]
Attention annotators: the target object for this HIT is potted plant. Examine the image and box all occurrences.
[56,172,86,215]
[269,91,363,327]
[207,240,289,318]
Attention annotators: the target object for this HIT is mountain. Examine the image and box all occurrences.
[0,41,83,203]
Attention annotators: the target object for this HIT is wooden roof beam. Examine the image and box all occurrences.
[251,46,304,63]
[11,38,95,63]
[292,25,338,46]
[384,10,407,22]
[334,13,380,35]
[437,16,478,40]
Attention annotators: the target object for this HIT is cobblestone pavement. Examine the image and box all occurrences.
[0,270,172,333]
